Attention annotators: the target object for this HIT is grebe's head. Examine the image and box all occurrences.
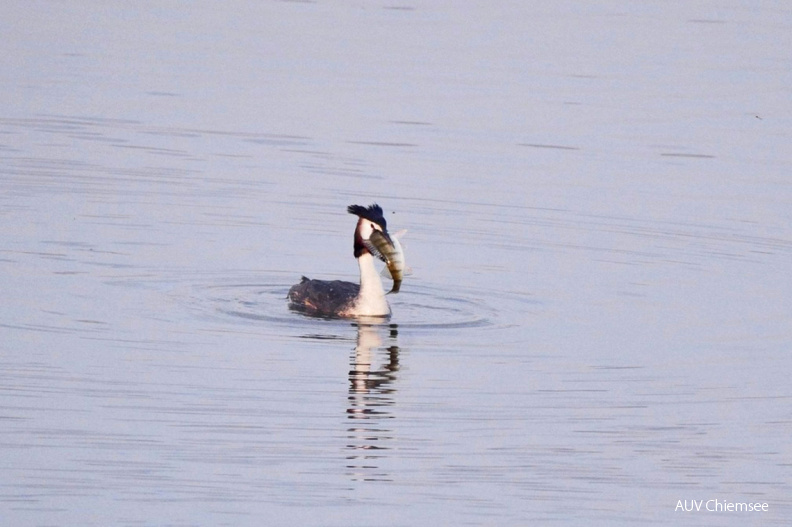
[348,203,393,260]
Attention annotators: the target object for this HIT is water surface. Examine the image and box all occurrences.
[2,2,791,525]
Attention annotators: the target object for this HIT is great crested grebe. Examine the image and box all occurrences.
[288,204,400,318]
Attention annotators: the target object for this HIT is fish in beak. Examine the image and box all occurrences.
[366,229,404,294]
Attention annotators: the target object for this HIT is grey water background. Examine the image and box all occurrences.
[2,2,791,525]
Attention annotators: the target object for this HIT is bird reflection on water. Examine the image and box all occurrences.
[346,320,400,482]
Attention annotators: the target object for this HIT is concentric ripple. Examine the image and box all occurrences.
[179,272,511,331]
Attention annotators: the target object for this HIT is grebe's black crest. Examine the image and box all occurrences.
[348,204,387,230]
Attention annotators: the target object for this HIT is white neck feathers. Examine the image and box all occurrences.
[346,252,390,317]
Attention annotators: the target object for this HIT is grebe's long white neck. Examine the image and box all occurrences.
[346,252,390,316]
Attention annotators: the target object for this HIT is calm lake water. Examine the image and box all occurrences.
[2,2,791,525]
